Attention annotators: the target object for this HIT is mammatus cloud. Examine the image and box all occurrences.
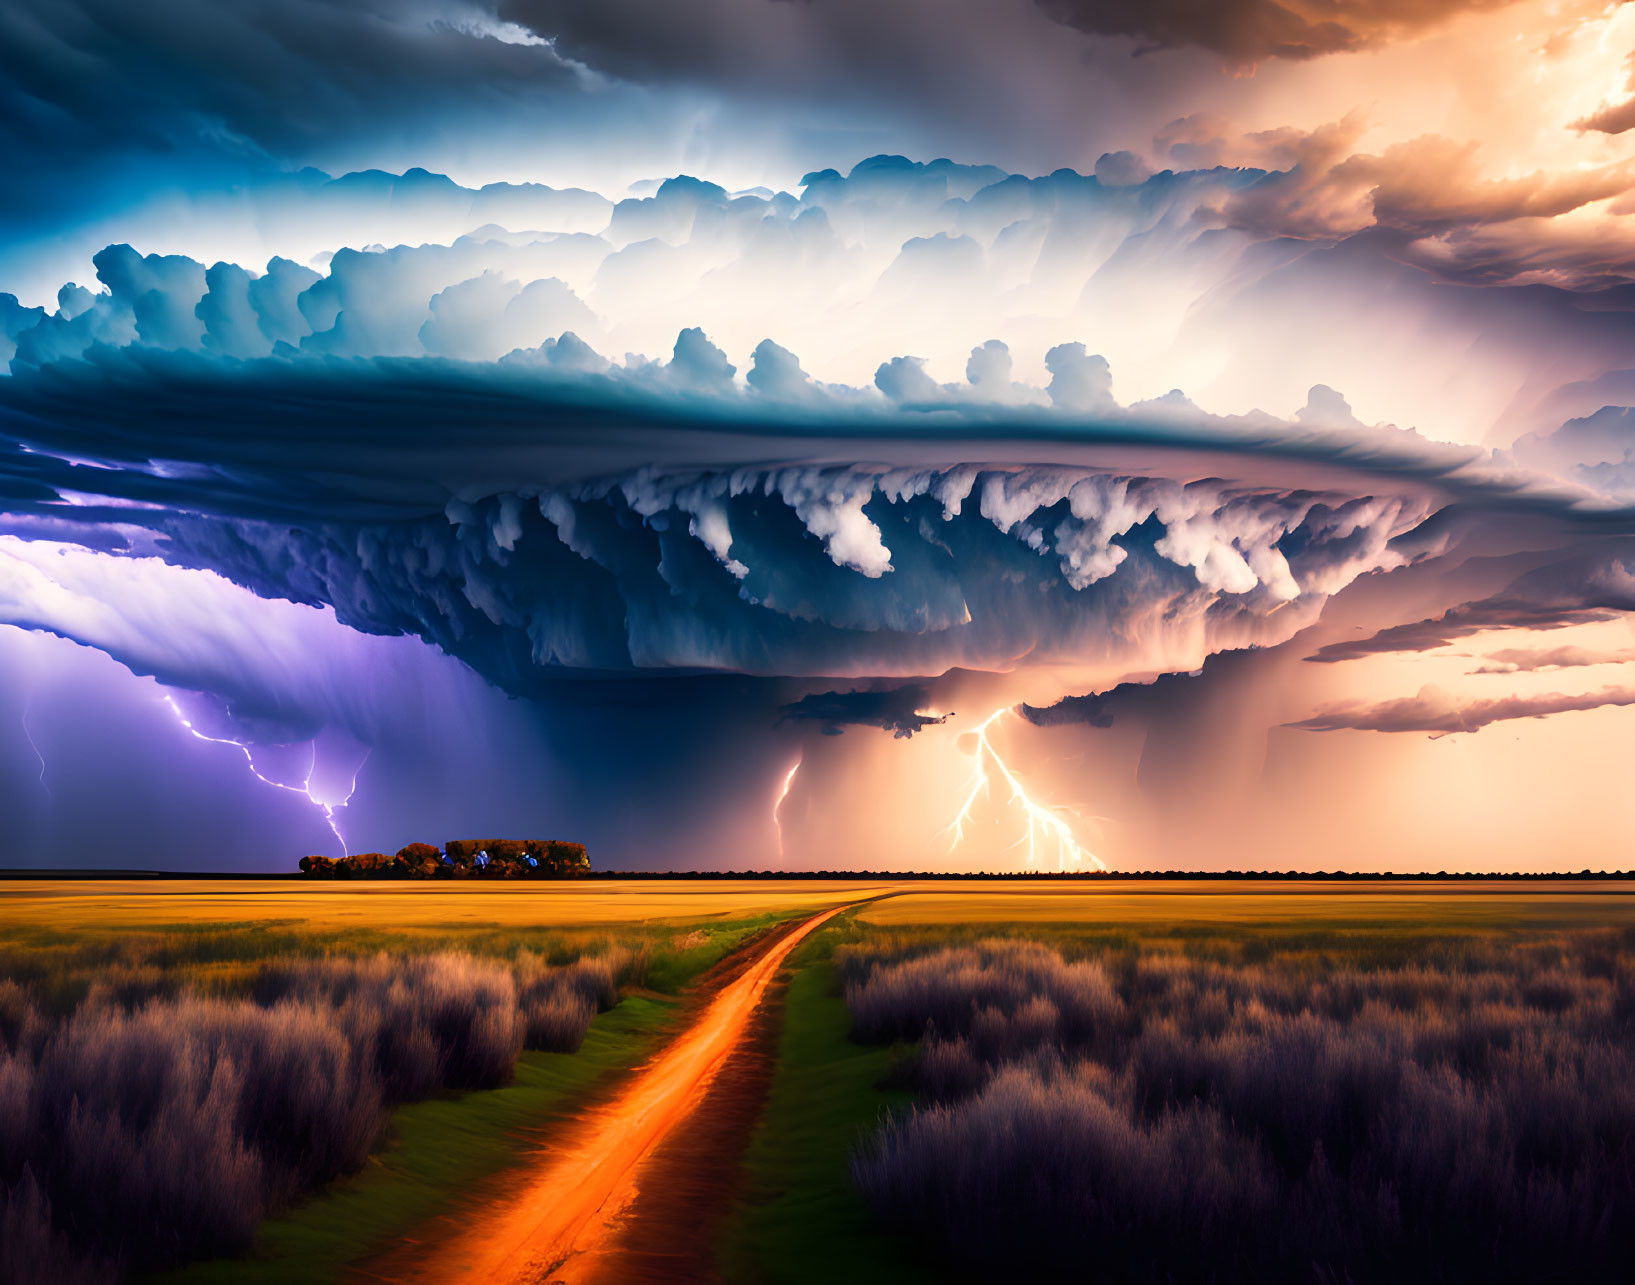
[142,459,1438,685]
[1287,683,1635,735]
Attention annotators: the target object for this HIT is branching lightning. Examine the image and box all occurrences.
[773,753,802,856]
[159,695,366,855]
[943,708,1106,871]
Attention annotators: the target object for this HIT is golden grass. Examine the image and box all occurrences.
[0,878,899,932]
[857,880,1635,930]
[4,878,1631,939]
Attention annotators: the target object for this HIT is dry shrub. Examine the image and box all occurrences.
[847,940,1120,1055]
[848,936,1635,1282]
[515,945,648,1053]
[0,944,640,1280]
[0,1172,111,1285]
[857,1060,1273,1276]
[521,988,598,1052]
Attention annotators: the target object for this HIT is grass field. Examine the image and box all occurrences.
[8,876,1623,937]
[859,879,1635,928]
[834,889,1635,1283]
[0,878,889,931]
[5,878,1634,1283]
[727,882,1635,1284]
[0,882,822,1282]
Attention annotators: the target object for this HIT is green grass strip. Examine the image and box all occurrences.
[721,925,930,1285]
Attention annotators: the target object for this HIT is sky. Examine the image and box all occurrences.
[1,0,1633,872]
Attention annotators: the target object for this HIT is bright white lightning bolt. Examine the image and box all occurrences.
[942,708,1106,871]
[159,695,366,855]
[773,753,802,856]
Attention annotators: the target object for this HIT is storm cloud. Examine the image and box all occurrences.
[1,265,1630,709]
[778,686,949,738]
[1035,0,1518,63]
[6,0,1635,872]
[12,152,1635,451]
[1305,548,1635,663]
[1469,645,1635,674]
[1,178,1633,870]
[1287,684,1635,735]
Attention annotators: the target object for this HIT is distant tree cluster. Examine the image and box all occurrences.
[298,840,590,880]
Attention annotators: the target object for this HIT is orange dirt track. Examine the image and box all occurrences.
[390,901,857,1284]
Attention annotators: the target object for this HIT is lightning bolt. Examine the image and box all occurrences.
[942,707,1106,871]
[773,752,802,856]
[159,694,366,855]
[19,702,48,797]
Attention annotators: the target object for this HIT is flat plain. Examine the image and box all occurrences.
[10,875,1627,930]
[860,878,1635,926]
[0,877,890,929]
[4,876,1633,1283]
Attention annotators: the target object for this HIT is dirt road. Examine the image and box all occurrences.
[385,902,854,1284]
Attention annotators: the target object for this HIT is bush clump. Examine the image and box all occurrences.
[514,944,649,1052]
[0,944,638,1281]
[847,934,1635,1283]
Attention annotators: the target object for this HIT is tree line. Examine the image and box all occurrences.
[298,840,590,880]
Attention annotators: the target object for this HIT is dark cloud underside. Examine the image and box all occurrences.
[1288,684,1635,734]
[1036,0,1517,62]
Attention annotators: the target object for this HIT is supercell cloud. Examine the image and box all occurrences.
[2,0,1634,871]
